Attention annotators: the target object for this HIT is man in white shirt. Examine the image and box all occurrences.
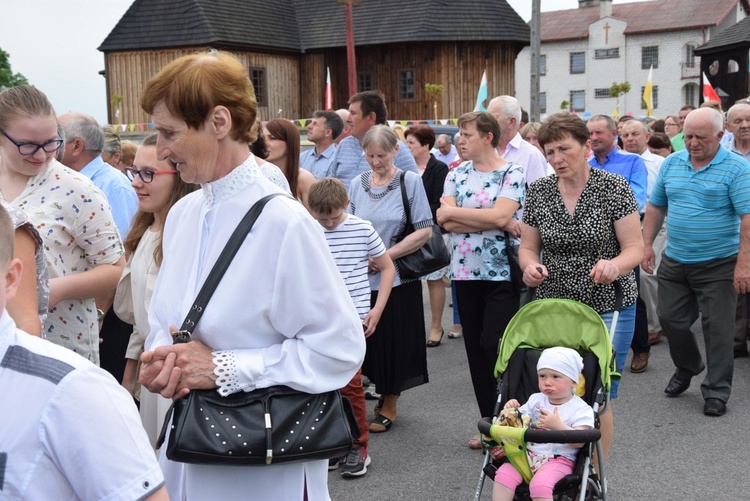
[301,110,344,178]
[0,204,167,501]
[433,134,459,165]
[621,119,666,372]
[487,95,547,184]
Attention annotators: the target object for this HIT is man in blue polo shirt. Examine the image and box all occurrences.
[642,107,750,417]
[327,90,418,189]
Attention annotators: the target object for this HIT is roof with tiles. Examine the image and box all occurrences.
[694,14,750,53]
[99,0,529,53]
[540,0,747,43]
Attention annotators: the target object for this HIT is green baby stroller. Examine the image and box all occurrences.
[474,293,620,501]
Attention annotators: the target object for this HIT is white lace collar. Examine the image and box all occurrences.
[201,155,260,206]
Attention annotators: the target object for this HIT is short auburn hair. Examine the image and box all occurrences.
[140,51,257,143]
[307,177,349,214]
[404,125,436,149]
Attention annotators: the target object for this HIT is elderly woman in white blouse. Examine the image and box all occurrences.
[138,52,364,501]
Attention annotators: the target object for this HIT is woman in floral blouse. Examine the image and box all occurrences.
[0,86,124,363]
[437,111,525,448]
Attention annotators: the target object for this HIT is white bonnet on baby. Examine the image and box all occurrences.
[537,347,583,383]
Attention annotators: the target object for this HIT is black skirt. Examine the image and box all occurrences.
[363,280,429,395]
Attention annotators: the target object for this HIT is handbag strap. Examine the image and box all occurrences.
[397,171,414,238]
[177,192,290,337]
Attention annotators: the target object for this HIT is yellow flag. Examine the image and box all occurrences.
[643,65,653,116]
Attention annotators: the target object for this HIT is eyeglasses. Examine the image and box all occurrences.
[125,167,179,183]
[664,122,678,128]
[0,128,64,155]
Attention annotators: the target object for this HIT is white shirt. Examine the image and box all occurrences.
[520,392,594,461]
[0,310,163,500]
[639,148,665,200]
[147,155,364,500]
[498,132,549,185]
[433,144,459,166]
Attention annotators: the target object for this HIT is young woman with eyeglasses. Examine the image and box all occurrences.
[116,133,198,446]
[0,85,125,363]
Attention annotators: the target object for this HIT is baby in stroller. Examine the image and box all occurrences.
[493,347,594,501]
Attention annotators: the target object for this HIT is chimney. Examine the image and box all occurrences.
[600,0,613,18]
[578,0,599,7]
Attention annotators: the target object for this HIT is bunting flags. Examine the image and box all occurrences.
[325,67,333,110]
[474,70,487,112]
[643,65,653,116]
[702,72,721,103]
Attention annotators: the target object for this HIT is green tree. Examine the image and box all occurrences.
[0,48,29,90]
[609,81,631,114]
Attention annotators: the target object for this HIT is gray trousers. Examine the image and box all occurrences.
[658,254,737,403]
[641,223,667,333]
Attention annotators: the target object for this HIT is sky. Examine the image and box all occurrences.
[0,0,649,124]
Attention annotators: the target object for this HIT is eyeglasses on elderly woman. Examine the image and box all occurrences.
[125,167,179,183]
[0,128,64,156]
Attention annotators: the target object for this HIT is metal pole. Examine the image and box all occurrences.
[344,3,357,98]
[529,0,541,121]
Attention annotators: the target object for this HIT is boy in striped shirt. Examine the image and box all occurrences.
[308,177,395,478]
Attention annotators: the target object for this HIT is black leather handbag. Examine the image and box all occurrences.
[156,193,359,465]
[394,172,451,279]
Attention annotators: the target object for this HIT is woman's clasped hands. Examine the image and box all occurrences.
[139,327,218,399]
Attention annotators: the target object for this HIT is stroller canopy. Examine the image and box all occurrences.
[494,298,614,389]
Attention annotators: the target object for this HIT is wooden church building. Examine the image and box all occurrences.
[98,0,530,124]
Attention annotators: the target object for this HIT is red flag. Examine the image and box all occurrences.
[702,72,720,103]
[325,67,333,110]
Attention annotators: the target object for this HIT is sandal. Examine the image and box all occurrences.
[369,414,393,433]
[448,328,463,339]
[468,433,482,450]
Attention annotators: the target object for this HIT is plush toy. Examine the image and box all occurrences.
[498,407,524,428]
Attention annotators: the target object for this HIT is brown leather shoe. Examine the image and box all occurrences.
[648,331,663,345]
[630,352,649,373]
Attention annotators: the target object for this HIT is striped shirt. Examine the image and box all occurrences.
[322,215,386,319]
[650,147,750,263]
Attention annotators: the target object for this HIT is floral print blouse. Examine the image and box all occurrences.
[4,159,123,363]
[443,161,525,281]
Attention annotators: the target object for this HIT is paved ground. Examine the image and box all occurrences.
[328,283,750,500]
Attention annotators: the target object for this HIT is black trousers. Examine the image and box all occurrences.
[631,266,650,354]
[455,280,519,417]
[99,306,132,383]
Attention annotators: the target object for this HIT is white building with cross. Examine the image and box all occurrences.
[514,0,749,118]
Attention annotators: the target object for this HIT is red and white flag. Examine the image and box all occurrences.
[325,67,333,110]
[702,72,721,103]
